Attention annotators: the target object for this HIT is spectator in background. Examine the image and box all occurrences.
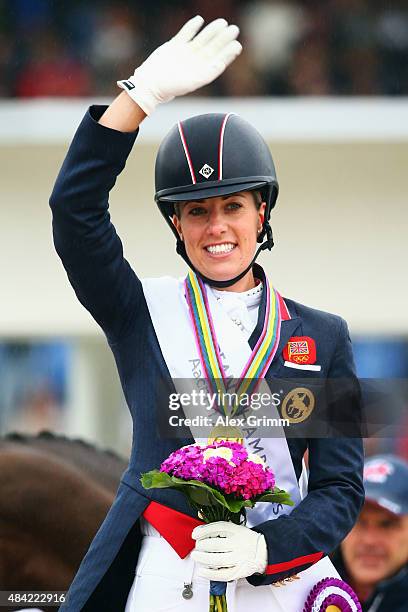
[287,34,332,95]
[328,0,380,95]
[89,4,144,97]
[220,52,267,96]
[15,29,91,97]
[240,0,306,94]
[376,0,408,95]
[0,32,15,96]
[0,341,68,435]
[332,455,408,611]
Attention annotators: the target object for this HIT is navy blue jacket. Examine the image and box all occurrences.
[50,106,364,611]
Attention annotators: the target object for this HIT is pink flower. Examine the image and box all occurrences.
[160,441,275,500]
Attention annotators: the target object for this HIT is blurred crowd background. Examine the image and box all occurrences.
[1,0,408,98]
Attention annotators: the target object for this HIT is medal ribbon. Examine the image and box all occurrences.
[184,270,282,416]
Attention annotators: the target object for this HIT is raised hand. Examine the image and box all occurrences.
[117,16,242,115]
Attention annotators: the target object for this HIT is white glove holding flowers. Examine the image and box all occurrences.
[191,520,268,581]
[117,15,242,115]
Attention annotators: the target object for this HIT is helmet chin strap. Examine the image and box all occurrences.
[176,222,274,289]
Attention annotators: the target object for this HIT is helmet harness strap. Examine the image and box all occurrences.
[176,221,274,289]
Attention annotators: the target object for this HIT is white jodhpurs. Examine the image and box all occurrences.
[124,522,286,612]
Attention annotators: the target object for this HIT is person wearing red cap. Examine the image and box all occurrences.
[333,455,408,611]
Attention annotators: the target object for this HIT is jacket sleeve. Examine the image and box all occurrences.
[247,317,365,585]
[49,105,143,344]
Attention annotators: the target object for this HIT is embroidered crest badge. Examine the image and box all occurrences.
[282,387,315,423]
[199,163,214,179]
[283,336,316,365]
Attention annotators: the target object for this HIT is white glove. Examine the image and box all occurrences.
[117,15,242,115]
[191,521,268,582]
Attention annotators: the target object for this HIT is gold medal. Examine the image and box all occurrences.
[207,424,244,446]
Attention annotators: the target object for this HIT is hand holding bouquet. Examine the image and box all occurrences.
[142,440,293,611]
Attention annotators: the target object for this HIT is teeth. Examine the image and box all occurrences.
[206,243,235,254]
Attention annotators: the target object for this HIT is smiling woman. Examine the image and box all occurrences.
[172,192,265,293]
[49,14,364,612]
[154,111,278,289]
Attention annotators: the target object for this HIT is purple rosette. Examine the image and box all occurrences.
[303,577,362,612]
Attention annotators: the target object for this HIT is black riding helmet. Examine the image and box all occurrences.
[155,113,279,288]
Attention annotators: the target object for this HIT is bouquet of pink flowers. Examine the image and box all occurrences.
[142,440,293,611]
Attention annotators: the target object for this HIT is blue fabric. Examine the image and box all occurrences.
[210,580,227,596]
[50,106,364,611]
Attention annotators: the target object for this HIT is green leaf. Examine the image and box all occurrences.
[242,499,256,508]
[141,471,246,512]
[141,470,175,489]
[172,478,243,512]
[185,486,214,506]
[256,489,294,506]
[140,471,294,509]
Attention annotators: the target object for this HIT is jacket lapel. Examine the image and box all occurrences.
[267,316,301,376]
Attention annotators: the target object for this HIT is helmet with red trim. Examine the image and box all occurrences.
[154,112,279,288]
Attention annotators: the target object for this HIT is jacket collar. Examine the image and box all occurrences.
[249,265,301,369]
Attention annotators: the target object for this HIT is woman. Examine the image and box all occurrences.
[50,16,364,612]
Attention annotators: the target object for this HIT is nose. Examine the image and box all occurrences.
[206,208,227,237]
[359,525,381,547]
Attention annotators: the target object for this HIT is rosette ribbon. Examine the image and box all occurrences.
[303,578,362,612]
